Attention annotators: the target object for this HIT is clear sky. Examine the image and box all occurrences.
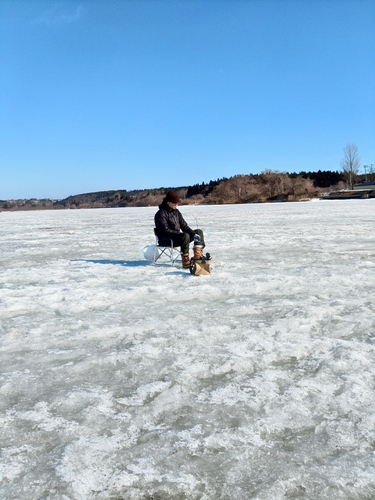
[1,0,374,200]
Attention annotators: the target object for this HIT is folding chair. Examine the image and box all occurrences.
[153,229,180,265]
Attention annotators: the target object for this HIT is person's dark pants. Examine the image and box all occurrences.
[158,229,205,254]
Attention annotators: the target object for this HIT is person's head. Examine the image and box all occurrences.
[165,191,181,209]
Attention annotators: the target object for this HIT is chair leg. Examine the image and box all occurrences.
[154,237,179,265]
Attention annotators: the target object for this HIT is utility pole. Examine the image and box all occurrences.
[363,165,368,182]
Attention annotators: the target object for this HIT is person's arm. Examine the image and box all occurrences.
[178,212,195,237]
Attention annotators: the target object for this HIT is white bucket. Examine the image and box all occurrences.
[143,244,160,262]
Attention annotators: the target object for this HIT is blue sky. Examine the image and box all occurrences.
[1,0,374,200]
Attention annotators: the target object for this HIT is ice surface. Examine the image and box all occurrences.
[1,200,375,499]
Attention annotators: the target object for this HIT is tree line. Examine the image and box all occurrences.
[184,169,349,204]
[1,161,374,211]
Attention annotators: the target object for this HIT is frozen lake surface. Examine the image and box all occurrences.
[1,200,375,500]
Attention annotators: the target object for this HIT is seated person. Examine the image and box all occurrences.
[154,191,209,268]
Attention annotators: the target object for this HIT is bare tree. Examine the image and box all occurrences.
[340,144,361,189]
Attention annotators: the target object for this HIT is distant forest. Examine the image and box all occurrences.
[1,169,372,211]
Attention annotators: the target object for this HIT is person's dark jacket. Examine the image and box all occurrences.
[154,200,194,239]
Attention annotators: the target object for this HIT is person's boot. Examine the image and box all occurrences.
[181,253,190,268]
[193,245,204,260]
